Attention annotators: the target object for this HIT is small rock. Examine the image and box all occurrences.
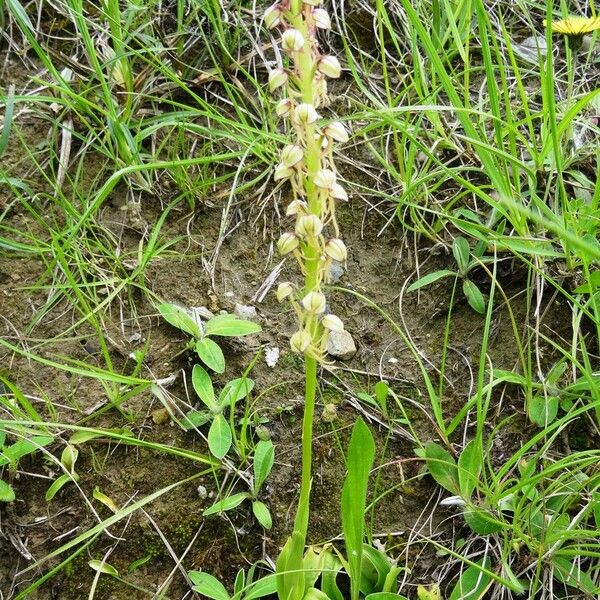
[197,485,208,500]
[514,35,547,63]
[326,330,357,360]
[265,346,280,367]
[321,403,338,423]
[329,260,344,283]
[234,303,258,320]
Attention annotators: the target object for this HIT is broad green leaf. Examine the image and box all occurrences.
[208,414,232,459]
[416,584,441,600]
[276,531,307,600]
[203,492,249,516]
[449,557,492,600]
[89,560,119,577]
[304,588,329,600]
[463,280,485,313]
[551,557,597,596]
[219,378,255,409]
[205,314,261,337]
[192,364,217,411]
[464,507,504,535]
[0,479,15,502]
[424,442,459,495]
[188,571,231,600]
[234,568,245,597]
[252,500,272,529]
[196,338,225,373]
[528,395,558,427]
[407,270,456,292]
[490,369,527,386]
[360,545,391,595]
[452,236,470,273]
[46,472,79,502]
[158,302,201,338]
[253,440,274,493]
[245,574,278,600]
[0,435,53,466]
[342,418,376,600]
[458,440,481,499]
[366,594,408,600]
[321,549,344,600]
[374,381,389,416]
[180,410,211,431]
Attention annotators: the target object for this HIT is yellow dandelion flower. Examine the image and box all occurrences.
[545,15,600,36]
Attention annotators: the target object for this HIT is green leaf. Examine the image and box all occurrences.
[69,429,132,444]
[46,472,79,502]
[366,594,408,600]
[342,419,376,600]
[205,314,261,337]
[180,410,211,431]
[321,549,344,600]
[203,492,249,517]
[158,303,201,338]
[93,486,119,513]
[449,557,492,600]
[458,440,481,499]
[407,270,456,292]
[452,236,470,273]
[360,545,391,595]
[416,584,441,600]
[463,280,485,313]
[89,560,119,577]
[245,574,278,600]
[192,364,217,411]
[0,435,54,466]
[490,369,527,386]
[60,444,78,473]
[374,381,389,416]
[127,555,152,572]
[188,571,231,600]
[276,532,307,600]
[551,557,598,596]
[0,479,15,502]
[253,440,274,493]
[218,377,255,409]
[424,442,459,495]
[208,414,232,459]
[528,395,559,427]
[252,500,272,529]
[196,338,225,373]
[463,507,504,535]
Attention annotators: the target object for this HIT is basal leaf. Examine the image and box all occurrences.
[407,270,456,292]
[219,377,255,409]
[196,338,225,373]
[449,557,492,600]
[208,414,232,459]
[192,364,217,411]
[252,500,272,529]
[458,440,481,499]
[463,280,485,314]
[452,236,470,273]
[424,442,459,495]
[253,440,274,493]
[89,560,119,577]
[205,314,261,337]
[158,302,201,338]
[528,395,559,427]
[188,571,231,600]
[203,492,249,517]
[464,507,504,535]
[0,479,15,502]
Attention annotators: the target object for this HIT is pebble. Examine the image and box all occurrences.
[326,330,357,360]
[265,346,280,367]
[234,303,258,320]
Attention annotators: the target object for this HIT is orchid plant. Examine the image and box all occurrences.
[265,2,350,600]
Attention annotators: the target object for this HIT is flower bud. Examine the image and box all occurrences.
[276,281,294,302]
[286,199,308,216]
[274,163,293,181]
[322,313,344,332]
[281,29,305,53]
[276,98,293,117]
[324,121,349,143]
[277,232,299,255]
[314,168,336,189]
[302,291,326,314]
[318,55,341,78]
[295,214,323,238]
[290,330,312,353]
[294,103,319,124]
[330,183,348,201]
[281,144,303,167]
[325,238,347,262]
[269,68,288,92]
[264,4,282,29]
[313,8,331,29]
